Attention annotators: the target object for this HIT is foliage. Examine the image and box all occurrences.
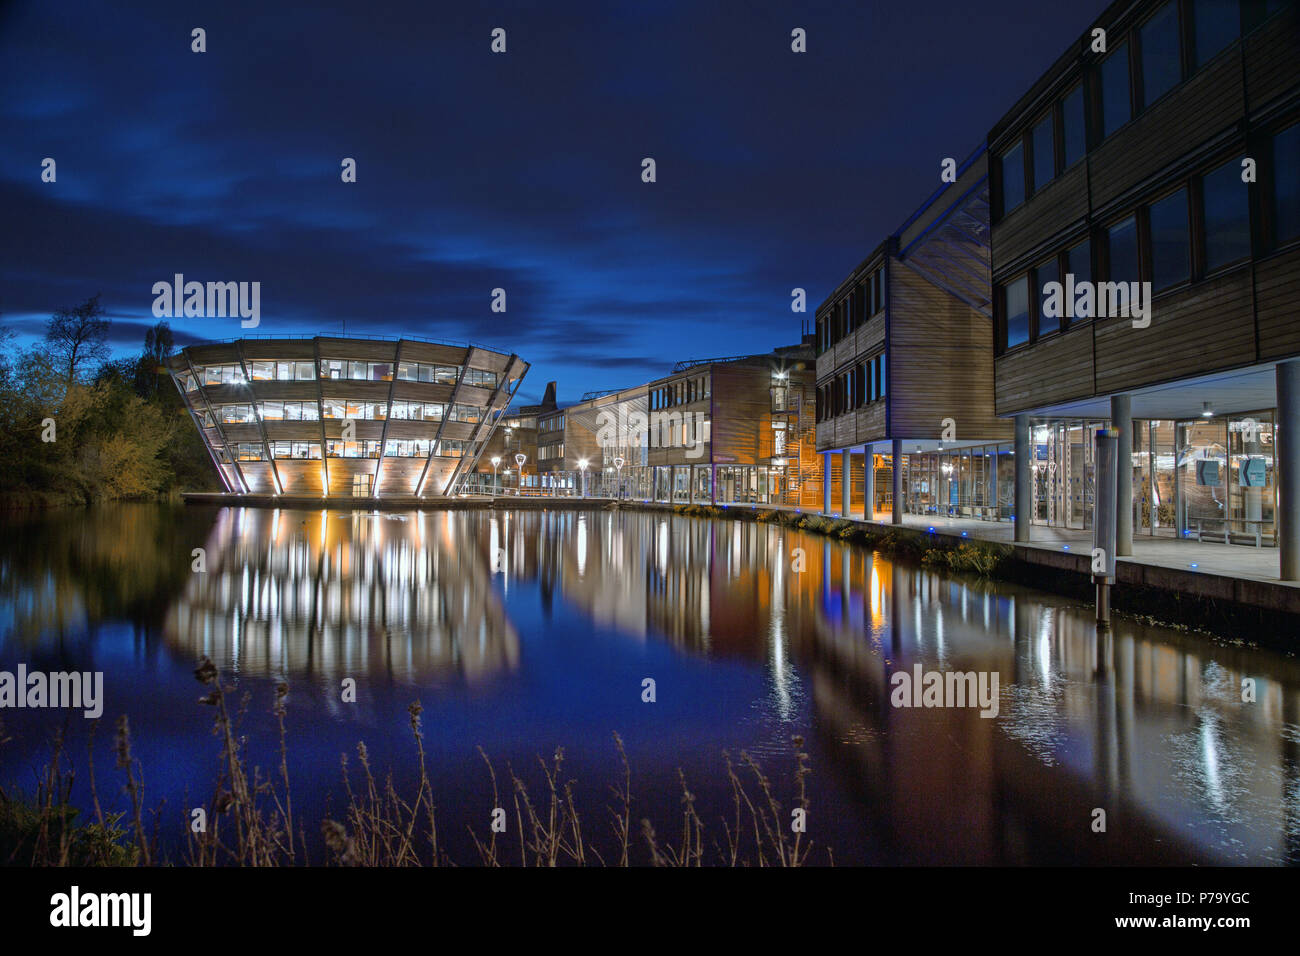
[0,300,218,509]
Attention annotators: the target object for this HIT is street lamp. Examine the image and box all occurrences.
[491,456,501,498]
[578,458,589,498]
[613,456,625,501]
[514,454,526,496]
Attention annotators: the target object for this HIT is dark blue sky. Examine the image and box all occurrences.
[1,0,1103,405]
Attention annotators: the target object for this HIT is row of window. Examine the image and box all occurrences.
[651,375,710,410]
[218,439,467,462]
[997,0,1288,219]
[182,362,498,390]
[816,353,887,422]
[816,266,885,354]
[538,442,564,460]
[540,414,565,432]
[205,400,484,424]
[999,129,1299,351]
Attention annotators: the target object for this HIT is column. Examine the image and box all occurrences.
[891,438,903,525]
[1279,360,1300,580]
[709,464,716,505]
[823,453,833,515]
[863,446,875,521]
[841,449,852,517]
[1014,414,1031,543]
[1112,394,1133,556]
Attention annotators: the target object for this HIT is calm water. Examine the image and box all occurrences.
[1,502,1298,865]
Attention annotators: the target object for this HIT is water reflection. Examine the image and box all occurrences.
[165,508,519,681]
[1,504,1298,864]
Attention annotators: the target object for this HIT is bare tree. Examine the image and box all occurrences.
[140,320,175,396]
[46,293,110,387]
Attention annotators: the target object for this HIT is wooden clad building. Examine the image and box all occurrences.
[815,148,1013,523]
[986,0,1300,575]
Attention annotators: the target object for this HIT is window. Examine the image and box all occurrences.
[1148,188,1191,290]
[271,441,321,459]
[1191,0,1238,69]
[1201,157,1251,271]
[1100,42,1131,139]
[1272,123,1300,244]
[1108,216,1140,285]
[251,361,274,381]
[1031,113,1055,192]
[1002,277,1030,349]
[876,354,886,398]
[1138,2,1181,109]
[1036,257,1060,337]
[1000,141,1025,216]
[464,368,497,388]
[259,400,284,420]
[327,440,380,458]
[219,404,255,424]
[1062,84,1087,168]
[1066,239,1092,305]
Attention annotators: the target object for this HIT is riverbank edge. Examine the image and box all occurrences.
[179,492,1300,651]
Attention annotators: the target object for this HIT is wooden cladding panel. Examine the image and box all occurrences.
[247,382,319,401]
[262,423,321,442]
[854,402,886,445]
[887,265,1011,441]
[241,342,316,361]
[186,345,240,365]
[316,338,398,362]
[401,342,469,365]
[1256,247,1300,361]
[710,364,772,464]
[1094,268,1255,394]
[1244,6,1300,110]
[994,325,1094,416]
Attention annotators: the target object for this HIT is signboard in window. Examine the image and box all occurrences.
[1195,459,1221,486]
[1239,457,1267,488]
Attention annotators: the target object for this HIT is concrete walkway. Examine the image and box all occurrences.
[814,510,1295,588]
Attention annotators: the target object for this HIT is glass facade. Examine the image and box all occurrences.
[1030,414,1278,544]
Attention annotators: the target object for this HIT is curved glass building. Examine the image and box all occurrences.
[167,336,528,497]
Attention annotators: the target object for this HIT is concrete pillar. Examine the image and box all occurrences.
[863,446,875,521]
[1174,424,1184,536]
[1279,360,1300,580]
[891,439,903,525]
[841,449,852,517]
[1112,394,1133,556]
[1014,414,1032,543]
[823,453,833,515]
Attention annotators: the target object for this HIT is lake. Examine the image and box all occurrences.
[1,502,1297,865]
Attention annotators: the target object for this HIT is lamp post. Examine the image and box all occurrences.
[491,456,501,498]
[514,454,526,496]
[614,456,625,501]
[578,458,589,498]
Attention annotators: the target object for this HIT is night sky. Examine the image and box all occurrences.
[1,0,1103,405]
